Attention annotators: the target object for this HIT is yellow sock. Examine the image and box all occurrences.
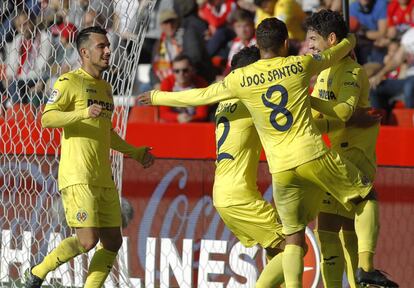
[314,229,344,288]
[282,244,304,288]
[32,236,85,279]
[340,229,358,288]
[256,252,284,288]
[354,200,379,272]
[84,247,117,288]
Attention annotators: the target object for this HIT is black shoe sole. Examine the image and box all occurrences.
[359,283,398,288]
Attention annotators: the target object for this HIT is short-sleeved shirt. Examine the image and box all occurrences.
[311,56,379,169]
[152,37,355,174]
[44,68,115,190]
[350,0,387,30]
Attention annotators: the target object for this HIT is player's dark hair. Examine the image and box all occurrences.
[76,26,107,52]
[256,18,288,53]
[304,9,348,42]
[230,46,260,70]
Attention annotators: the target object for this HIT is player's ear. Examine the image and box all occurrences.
[327,32,338,46]
[80,47,89,59]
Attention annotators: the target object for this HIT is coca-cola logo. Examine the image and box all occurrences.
[125,163,321,287]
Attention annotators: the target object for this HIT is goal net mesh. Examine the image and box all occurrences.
[0,0,155,286]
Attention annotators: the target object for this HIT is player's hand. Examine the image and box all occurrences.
[136,91,152,105]
[346,107,382,128]
[88,104,102,118]
[141,147,155,168]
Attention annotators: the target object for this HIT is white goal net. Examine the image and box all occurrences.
[0,0,155,286]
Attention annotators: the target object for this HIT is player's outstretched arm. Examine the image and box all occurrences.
[137,81,234,107]
[41,104,102,128]
[110,129,155,168]
[309,34,356,75]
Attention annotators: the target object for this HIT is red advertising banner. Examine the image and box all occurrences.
[121,158,414,287]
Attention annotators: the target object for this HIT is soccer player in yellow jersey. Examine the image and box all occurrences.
[216,46,285,287]
[24,26,155,288]
[305,10,398,288]
[138,17,396,288]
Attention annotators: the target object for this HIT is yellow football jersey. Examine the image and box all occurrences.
[311,56,379,169]
[43,68,115,190]
[213,99,262,207]
[151,36,355,174]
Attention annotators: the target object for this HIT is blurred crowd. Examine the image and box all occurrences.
[1,0,414,124]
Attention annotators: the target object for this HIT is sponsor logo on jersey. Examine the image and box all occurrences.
[318,89,336,100]
[86,88,97,93]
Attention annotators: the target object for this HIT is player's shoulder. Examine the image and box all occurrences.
[342,58,366,78]
[55,69,83,87]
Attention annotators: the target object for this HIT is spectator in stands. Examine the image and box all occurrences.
[151,9,213,89]
[370,28,414,113]
[386,0,414,41]
[350,0,388,64]
[198,0,237,58]
[67,0,88,28]
[4,10,52,108]
[159,54,209,123]
[47,22,79,92]
[224,9,256,75]
[0,1,15,43]
[176,0,215,82]
[253,0,306,42]
[140,0,174,64]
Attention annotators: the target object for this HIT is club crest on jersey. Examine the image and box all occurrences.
[361,175,371,186]
[47,89,60,103]
[76,210,88,223]
[312,53,322,61]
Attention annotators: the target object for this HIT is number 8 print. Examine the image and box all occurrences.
[261,84,293,131]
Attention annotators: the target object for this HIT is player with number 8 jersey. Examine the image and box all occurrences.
[139,18,377,287]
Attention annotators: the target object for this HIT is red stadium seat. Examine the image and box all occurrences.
[393,100,405,109]
[128,106,159,123]
[389,108,414,127]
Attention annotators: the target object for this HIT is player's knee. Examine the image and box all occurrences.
[285,230,306,248]
[79,237,99,252]
[102,235,123,252]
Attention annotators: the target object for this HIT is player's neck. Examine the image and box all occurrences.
[81,64,103,79]
[260,50,279,59]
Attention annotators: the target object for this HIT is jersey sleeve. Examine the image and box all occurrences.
[151,79,235,107]
[311,67,363,122]
[337,67,364,110]
[304,35,356,76]
[43,75,73,113]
